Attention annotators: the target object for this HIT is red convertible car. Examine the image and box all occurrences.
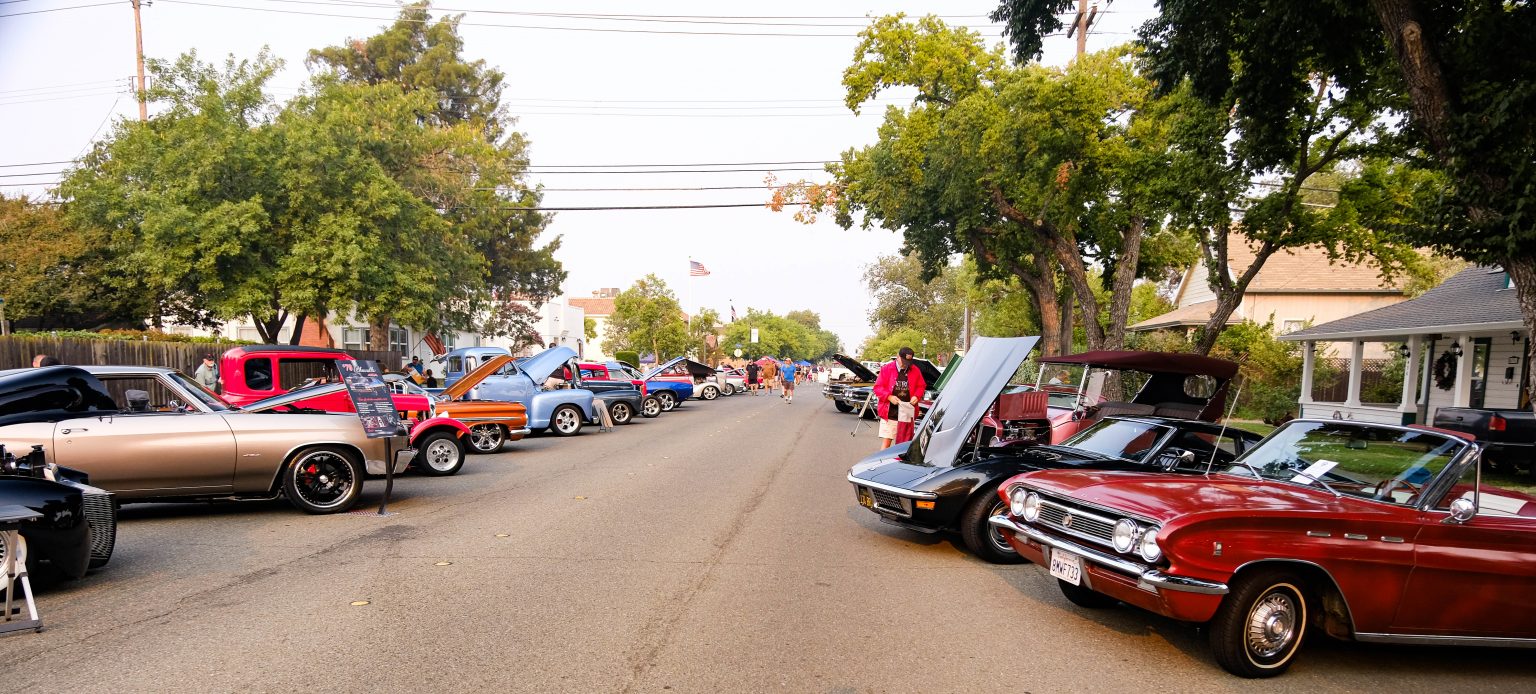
[989,418,1535,677]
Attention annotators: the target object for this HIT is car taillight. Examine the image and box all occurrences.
[1490,414,1507,432]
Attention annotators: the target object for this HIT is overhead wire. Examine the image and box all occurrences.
[0,1,119,18]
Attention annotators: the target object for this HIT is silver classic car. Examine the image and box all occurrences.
[0,366,411,514]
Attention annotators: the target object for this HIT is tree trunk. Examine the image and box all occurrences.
[1058,292,1073,354]
[1194,239,1279,355]
[368,315,391,352]
[1504,254,1536,413]
[1369,0,1454,157]
[1102,217,1146,351]
[1008,254,1062,357]
[288,314,307,346]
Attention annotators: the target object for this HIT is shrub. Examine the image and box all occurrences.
[614,350,640,369]
[10,329,254,345]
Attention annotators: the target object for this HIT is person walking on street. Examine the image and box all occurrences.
[780,359,798,403]
[872,347,927,450]
[194,354,221,393]
[744,360,761,395]
[760,358,778,395]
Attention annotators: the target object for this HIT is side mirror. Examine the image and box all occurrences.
[1179,450,1197,465]
[1446,497,1477,524]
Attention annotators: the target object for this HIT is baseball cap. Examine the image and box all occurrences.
[898,347,915,358]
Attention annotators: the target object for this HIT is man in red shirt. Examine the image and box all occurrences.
[872,347,926,450]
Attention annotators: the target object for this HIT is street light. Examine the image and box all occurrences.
[921,337,927,359]
[1451,341,1464,358]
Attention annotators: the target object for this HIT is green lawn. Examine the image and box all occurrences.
[1229,420,1276,437]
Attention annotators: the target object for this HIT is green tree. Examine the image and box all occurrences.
[864,253,964,352]
[688,308,724,364]
[605,275,689,360]
[860,326,930,363]
[584,316,597,341]
[0,195,152,329]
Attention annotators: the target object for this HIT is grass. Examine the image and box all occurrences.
[1228,420,1276,437]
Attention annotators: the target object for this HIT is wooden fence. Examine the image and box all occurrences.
[0,336,402,373]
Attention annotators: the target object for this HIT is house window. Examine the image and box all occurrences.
[342,328,369,352]
[389,326,409,354]
[1280,319,1307,335]
[442,332,457,351]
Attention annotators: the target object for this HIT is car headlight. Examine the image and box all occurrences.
[1021,492,1042,522]
[1139,528,1162,562]
[1112,518,1140,553]
[1008,487,1028,517]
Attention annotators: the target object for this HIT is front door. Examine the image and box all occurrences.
[51,413,239,497]
[1470,337,1492,408]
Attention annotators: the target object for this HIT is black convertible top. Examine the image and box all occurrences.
[0,366,119,427]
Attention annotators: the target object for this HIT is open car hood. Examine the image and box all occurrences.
[443,354,516,398]
[643,357,715,380]
[911,358,942,386]
[831,354,877,382]
[243,382,348,412]
[906,336,1039,467]
[520,346,579,384]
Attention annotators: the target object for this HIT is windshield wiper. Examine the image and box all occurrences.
[1285,467,1344,498]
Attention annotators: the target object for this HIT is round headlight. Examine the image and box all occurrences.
[1021,492,1042,522]
[1139,528,1163,562]
[1008,487,1028,517]
[1112,518,1140,553]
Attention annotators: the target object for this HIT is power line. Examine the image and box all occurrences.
[0,77,129,96]
[0,1,119,18]
[0,160,76,168]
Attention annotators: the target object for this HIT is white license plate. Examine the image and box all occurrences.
[1049,549,1083,586]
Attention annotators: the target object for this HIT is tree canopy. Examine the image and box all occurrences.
[604,275,690,361]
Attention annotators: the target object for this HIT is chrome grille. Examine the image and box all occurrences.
[81,491,116,566]
[869,488,911,516]
[1037,498,1116,549]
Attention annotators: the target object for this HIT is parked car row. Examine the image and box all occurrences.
[0,344,753,586]
[845,336,1536,679]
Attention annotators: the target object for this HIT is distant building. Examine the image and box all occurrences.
[1129,235,1410,356]
[570,287,620,360]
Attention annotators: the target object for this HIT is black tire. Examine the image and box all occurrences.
[549,404,584,436]
[640,396,662,418]
[1209,569,1310,678]
[1058,579,1120,608]
[721,383,735,396]
[701,384,719,401]
[834,400,854,413]
[958,487,1024,564]
[656,390,678,412]
[415,430,466,476]
[283,446,363,514]
[610,400,634,425]
[467,424,506,454]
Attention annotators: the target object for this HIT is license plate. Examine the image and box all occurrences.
[856,487,874,508]
[1049,549,1083,586]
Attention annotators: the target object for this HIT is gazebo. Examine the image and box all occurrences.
[1280,266,1531,424]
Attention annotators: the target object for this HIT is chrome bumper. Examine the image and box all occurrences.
[846,474,938,500]
[988,515,1229,595]
[508,427,532,437]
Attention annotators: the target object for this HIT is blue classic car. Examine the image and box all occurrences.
[598,360,694,412]
[429,346,512,389]
[447,346,600,436]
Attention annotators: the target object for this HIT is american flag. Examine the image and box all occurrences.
[689,260,711,276]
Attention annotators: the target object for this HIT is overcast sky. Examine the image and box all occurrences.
[0,0,1154,349]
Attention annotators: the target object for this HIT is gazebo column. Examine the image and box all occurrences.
[1345,340,1365,407]
[1453,334,1474,407]
[1399,335,1422,424]
[1299,341,1316,406]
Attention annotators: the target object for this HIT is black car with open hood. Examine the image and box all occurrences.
[824,354,877,413]
[847,337,1264,563]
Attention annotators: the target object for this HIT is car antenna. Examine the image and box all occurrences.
[1205,374,1246,476]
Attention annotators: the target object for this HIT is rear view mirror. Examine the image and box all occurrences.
[1346,438,1369,450]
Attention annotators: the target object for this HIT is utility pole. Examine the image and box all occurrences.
[131,0,148,121]
[1066,0,1102,59]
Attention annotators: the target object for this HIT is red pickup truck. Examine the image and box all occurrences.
[219,345,473,476]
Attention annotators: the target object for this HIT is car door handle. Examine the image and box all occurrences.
[61,428,88,434]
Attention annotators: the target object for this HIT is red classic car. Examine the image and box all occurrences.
[989,419,1536,677]
[220,345,473,476]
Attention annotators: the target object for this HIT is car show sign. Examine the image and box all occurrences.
[335,360,402,439]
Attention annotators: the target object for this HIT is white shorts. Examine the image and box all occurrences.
[878,418,899,439]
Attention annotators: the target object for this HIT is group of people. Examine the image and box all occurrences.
[395,355,440,388]
[741,357,805,403]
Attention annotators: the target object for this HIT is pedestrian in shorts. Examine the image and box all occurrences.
[872,347,927,450]
[780,359,798,403]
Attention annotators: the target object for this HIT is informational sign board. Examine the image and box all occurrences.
[750,328,759,343]
[335,359,403,439]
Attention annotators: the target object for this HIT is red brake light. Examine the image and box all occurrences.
[1490,414,1507,432]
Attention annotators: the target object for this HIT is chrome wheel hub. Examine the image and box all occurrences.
[470,425,502,451]
[426,439,458,470]
[1246,592,1297,658]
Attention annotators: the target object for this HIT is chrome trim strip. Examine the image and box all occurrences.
[989,515,1229,595]
[1354,633,1536,648]
[1380,536,1405,543]
[847,474,939,500]
[1344,533,1369,541]
[1307,531,1331,537]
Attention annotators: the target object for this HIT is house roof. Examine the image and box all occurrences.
[568,297,615,317]
[1220,236,1405,294]
[1281,266,1522,341]
[1127,300,1237,332]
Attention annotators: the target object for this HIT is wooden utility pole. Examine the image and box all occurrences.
[1066,0,1103,59]
[131,0,147,121]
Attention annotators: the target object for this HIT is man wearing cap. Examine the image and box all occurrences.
[872,347,926,450]
[194,354,221,393]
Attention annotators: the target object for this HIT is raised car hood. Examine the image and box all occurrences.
[831,353,877,382]
[906,336,1039,468]
[912,358,942,386]
[643,357,714,380]
[1017,469,1379,524]
[443,354,516,399]
[520,346,579,384]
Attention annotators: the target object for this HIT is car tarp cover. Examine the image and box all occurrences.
[1039,350,1239,380]
[907,336,1039,467]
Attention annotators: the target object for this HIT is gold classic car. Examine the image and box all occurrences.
[0,365,412,514]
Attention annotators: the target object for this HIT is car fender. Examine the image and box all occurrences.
[411,416,471,442]
[529,390,597,427]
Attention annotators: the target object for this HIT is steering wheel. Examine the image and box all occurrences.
[1375,477,1422,503]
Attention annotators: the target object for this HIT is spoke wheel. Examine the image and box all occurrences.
[610,401,633,424]
[415,431,465,476]
[284,446,362,514]
[468,424,505,454]
[550,405,583,436]
[657,391,677,412]
[701,385,718,401]
[1210,570,1310,678]
[641,397,662,418]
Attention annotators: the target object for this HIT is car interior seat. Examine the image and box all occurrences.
[124,389,151,412]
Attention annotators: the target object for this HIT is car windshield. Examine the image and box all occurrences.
[168,371,232,412]
[1224,421,1467,505]
[1060,419,1169,462]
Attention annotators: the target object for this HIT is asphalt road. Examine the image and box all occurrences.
[3,385,1533,693]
